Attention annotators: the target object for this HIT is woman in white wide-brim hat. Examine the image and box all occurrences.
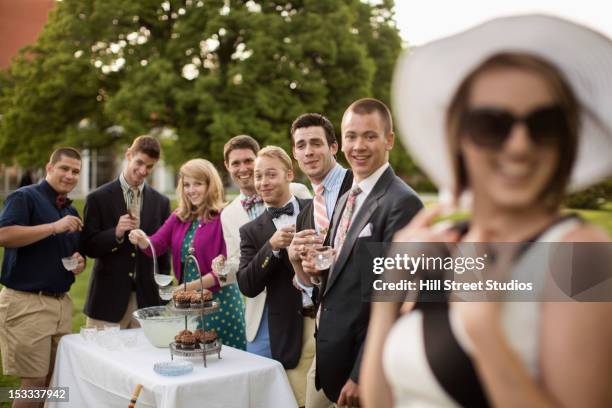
[361,14,612,408]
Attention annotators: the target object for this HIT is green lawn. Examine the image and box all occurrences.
[1,198,612,400]
[567,203,612,233]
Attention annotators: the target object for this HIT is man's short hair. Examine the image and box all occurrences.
[290,113,337,146]
[344,98,393,134]
[223,135,260,163]
[257,146,293,172]
[129,135,161,159]
[49,147,81,165]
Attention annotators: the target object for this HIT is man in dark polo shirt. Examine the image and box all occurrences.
[0,147,85,404]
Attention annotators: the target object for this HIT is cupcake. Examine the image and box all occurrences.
[201,291,213,307]
[193,329,206,346]
[174,330,192,349]
[177,329,192,338]
[175,292,191,309]
[174,334,183,349]
[181,333,196,350]
[203,329,217,345]
[190,292,203,308]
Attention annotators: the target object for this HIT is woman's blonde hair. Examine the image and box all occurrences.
[175,159,225,222]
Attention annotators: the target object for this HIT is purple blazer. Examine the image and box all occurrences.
[143,211,225,292]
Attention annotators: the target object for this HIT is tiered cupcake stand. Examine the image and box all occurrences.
[167,301,222,367]
[163,246,223,367]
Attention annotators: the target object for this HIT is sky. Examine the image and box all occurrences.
[393,0,612,46]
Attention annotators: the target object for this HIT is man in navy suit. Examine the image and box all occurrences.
[237,146,314,406]
[82,135,171,329]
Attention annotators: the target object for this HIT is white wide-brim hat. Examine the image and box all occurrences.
[393,14,612,194]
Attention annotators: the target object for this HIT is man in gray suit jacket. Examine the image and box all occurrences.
[296,99,423,407]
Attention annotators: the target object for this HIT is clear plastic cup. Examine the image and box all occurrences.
[62,257,78,271]
[158,285,174,301]
[96,329,120,350]
[103,323,120,333]
[80,326,97,342]
[310,246,334,270]
[120,330,138,348]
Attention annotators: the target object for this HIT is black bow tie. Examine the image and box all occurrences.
[55,195,72,209]
[267,202,294,218]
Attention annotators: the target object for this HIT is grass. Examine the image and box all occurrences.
[1,198,612,401]
[567,202,612,233]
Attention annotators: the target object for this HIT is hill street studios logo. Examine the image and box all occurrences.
[366,242,612,302]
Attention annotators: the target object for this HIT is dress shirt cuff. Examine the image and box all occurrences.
[294,275,314,296]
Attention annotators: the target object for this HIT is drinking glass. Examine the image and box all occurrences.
[103,323,120,333]
[62,257,78,271]
[120,330,138,348]
[158,284,175,301]
[80,326,97,342]
[310,246,334,270]
[307,245,333,285]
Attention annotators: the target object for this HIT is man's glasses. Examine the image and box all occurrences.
[460,105,568,149]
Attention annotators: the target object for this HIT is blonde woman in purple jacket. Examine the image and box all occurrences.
[130,159,246,349]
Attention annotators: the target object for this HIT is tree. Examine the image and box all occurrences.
[0,0,418,177]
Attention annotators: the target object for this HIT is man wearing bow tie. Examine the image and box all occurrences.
[0,147,85,398]
[221,135,310,359]
[237,146,313,406]
[81,136,171,330]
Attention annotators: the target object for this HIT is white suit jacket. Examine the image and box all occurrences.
[221,182,312,342]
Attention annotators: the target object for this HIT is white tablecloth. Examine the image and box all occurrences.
[48,329,298,408]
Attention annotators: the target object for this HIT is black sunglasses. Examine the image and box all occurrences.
[460,105,569,149]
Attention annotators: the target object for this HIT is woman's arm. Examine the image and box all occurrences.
[145,213,176,256]
[361,301,404,408]
[541,302,612,407]
[181,218,224,292]
[460,300,612,408]
[462,225,612,408]
[180,273,218,292]
[138,213,177,257]
[539,225,612,407]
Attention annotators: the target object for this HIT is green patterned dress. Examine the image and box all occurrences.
[181,219,246,350]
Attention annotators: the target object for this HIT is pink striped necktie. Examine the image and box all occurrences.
[313,185,329,235]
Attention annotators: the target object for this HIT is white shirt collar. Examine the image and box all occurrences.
[353,162,389,196]
[264,195,298,211]
[119,171,145,193]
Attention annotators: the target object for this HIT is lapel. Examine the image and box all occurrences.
[255,210,277,247]
[229,197,250,228]
[109,179,128,221]
[140,184,155,232]
[328,190,348,247]
[324,166,395,296]
[331,170,354,221]
[296,197,309,213]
